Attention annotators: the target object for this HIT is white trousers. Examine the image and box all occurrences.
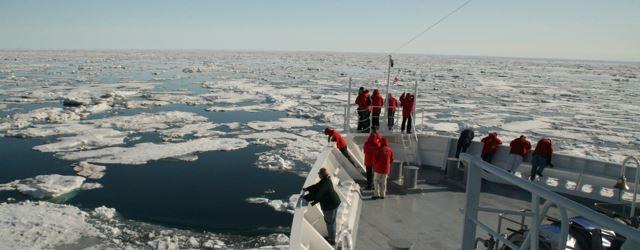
[507,154,523,172]
[374,173,388,197]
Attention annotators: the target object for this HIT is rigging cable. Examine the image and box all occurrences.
[389,0,474,55]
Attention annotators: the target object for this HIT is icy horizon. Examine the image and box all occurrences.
[2,49,639,64]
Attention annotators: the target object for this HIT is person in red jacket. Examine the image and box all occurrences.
[370,89,384,130]
[354,88,371,133]
[373,137,393,199]
[324,128,356,167]
[530,138,554,181]
[507,135,532,173]
[387,93,399,131]
[481,132,503,163]
[363,129,382,190]
[399,92,415,133]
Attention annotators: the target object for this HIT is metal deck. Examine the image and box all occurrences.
[356,167,536,250]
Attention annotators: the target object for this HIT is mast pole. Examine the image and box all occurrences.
[346,77,352,135]
[383,55,392,133]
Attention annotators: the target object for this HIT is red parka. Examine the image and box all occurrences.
[399,93,415,117]
[374,138,394,174]
[509,135,532,157]
[481,132,503,155]
[387,94,399,113]
[533,138,554,163]
[355,90,371,111]
[370,89,384,113]
[363,131,381,167]
[324,128,347,150]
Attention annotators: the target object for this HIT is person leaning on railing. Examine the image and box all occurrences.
[303,168,342,246]
[480,132,503,163]
[530,138,554,181]
[324,127,357,167]
[507,135,532,173]
[456,128,475,158]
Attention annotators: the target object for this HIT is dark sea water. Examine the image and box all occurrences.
[0,107,306,236]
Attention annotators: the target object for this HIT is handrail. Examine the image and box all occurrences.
[621,156,640,217]
[346,104,413,133]
[459,153,640,250]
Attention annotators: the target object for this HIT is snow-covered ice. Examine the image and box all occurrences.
[245,194,300,214]
[0,174,87,198]
[58,137,249,164]
[0,201,103,249]
[73,161,107,179]
[247,118,313,131]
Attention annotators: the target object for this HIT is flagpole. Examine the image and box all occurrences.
[383,55,392,133]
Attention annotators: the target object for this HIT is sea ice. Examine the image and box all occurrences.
[33,128,126,152]
[0,201,103,249]
[0,174,86,198]
[73,161,107,179]
[159,122,225,140]
[58,138,249,165]
[91,206,117,220]
[501,118,551,132]
[427,122,460,132]
[247,118,313,131]
[245,194,300,214]
[87,111,208,133]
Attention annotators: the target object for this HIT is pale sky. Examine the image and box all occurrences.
[1,0,638,62]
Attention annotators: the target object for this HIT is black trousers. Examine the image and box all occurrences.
[481,153,493,163]
[455,142,471,158]
[357,111,370,133]
[366,166,374,189]
[388,111,395,130]
[371,111,380,130]
[339,147,356,167]
[401,116,412,133]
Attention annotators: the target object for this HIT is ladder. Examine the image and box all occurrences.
[401,132,419,165]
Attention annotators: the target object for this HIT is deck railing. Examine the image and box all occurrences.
[459,153,640,250]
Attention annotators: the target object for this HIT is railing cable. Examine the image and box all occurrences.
[389,0,474,55]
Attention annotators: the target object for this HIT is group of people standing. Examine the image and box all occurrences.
[355,87,415,134]
[456,129,555,181]
[308,125,556,245]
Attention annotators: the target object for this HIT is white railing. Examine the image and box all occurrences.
[344,104,416,134]
[459,153,640,250]
[289,145,363,250]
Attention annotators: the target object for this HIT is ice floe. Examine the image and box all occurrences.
[247,118,313,131]
[245,194,300,214]
[0,201,103,249]
[33,128,126,152]
[73,161,107,179]
[0,174,87,198]
[58,137,249,165]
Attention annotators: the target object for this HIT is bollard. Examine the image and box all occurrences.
[389,239,413,250]
[390,160,403,182]
[403,166,419,189]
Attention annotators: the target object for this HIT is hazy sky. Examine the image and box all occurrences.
[1,0,638,61]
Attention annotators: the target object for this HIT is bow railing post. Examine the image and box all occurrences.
[461,156,481,250]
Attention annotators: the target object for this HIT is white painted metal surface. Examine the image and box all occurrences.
[289,146,363,250]
[459,153,640,250]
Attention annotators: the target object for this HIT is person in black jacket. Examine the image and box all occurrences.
[456,128,475,158]
[303,168,342,245]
